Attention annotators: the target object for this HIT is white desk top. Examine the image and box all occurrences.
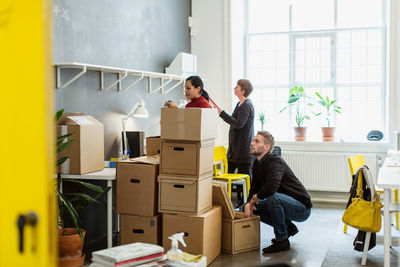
[60,168,116,180]
[377,157,400,189]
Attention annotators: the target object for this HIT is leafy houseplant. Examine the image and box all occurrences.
[280,86,313,141]
[314,92,342,141]
[56,109,110,265]
[258,111,266,131]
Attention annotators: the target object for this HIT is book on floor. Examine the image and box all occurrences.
[91,242,164,266]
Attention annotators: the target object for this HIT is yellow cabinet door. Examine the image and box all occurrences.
[0,0,57,266]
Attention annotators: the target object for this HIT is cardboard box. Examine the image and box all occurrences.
[116,157,159,216]
[160,139,214,177]
[121,214,161,245]
[161,108,217,141]
[162,206,222,265]
[158,174,212,215]
[57,113,104,174]
[146,136,161,156]
[212,183,260,254]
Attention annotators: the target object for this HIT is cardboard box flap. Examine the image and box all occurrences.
[128,155,160,165]
[56,112,84,124]
[57,113,102,126]
[212,183,235,220]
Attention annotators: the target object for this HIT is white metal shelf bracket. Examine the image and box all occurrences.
[101,70,128,91]
[162,78,184,94]
[119,73,144,92]
[56,65,87,89]
[148,77,173,94]
[54,63,186,94]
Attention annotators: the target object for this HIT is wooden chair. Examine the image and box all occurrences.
[213,146,250,202]
[344,155,399,233]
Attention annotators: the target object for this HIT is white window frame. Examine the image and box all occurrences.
[243,0,388,144]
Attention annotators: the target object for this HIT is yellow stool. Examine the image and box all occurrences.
[213,146,250,202]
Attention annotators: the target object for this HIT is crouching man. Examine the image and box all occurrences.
[244,131,312,253]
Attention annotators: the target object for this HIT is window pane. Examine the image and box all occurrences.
[337,0,382,28]
[292,0,334,31]
[245,0,386,142]
[248,0,289,33]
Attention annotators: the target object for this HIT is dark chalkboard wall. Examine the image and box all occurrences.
[53,0,191,159]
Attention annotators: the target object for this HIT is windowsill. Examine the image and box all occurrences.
[276,140,391,153]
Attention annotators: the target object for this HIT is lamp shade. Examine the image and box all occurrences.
[133,105,149,118]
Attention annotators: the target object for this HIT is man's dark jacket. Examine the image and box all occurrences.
[248,152,313,208]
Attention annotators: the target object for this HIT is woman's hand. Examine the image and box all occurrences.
[165,100,178,108]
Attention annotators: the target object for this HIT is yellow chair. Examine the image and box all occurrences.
[344,155,399,233]
[213,146,251,202]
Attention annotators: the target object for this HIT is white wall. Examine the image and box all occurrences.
[389,0,400,137]
[191,0,231,146]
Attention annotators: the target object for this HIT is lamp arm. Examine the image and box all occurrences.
[121,117,129,160]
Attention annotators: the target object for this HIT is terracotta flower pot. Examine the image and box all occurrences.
[58,228,85,258]
[294,127,307,141]
[322,127,335,142]
[59,253,85,267]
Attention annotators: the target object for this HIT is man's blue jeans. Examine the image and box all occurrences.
[253,192,311,240]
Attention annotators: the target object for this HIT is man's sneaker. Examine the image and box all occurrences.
[271,221,299,243]
[262,238,290,254]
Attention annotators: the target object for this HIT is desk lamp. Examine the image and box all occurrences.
[121,96,149,159]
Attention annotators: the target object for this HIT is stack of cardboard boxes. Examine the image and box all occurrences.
[159,108,221,265]
[116,153,161,245]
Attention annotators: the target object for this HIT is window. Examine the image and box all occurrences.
[245,0,387,142]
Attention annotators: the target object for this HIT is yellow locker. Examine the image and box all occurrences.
[0,0,57,266]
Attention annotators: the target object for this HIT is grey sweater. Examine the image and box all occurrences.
[219,99,255,164]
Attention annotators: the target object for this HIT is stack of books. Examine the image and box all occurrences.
[89,243,164,267]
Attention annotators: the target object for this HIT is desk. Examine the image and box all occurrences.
[61,168,116,248]
[377,157,400,267]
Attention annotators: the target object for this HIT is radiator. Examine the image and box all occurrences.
[281,151,378,192]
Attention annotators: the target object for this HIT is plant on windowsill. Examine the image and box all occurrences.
[56,109,110,267]
[258,111,267,131]
[280,86,314,141]
[314,92,342,142]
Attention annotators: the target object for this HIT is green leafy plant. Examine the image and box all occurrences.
[258,111,266,130]
[56,109,110,240]
[314,92,342,127]
[280,86,313,127]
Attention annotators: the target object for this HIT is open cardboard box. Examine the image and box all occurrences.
[56,113,104,174]
[212,183,260,254]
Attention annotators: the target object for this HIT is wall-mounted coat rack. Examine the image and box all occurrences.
[54,62,184,94]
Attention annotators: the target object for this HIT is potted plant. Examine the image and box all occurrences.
[314,92,342,141]
[280,86,313,141]
[258,111,267,131]
[56,109,110,267]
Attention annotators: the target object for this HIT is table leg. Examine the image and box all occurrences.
[384,188,390,267]
[107,180,112,248]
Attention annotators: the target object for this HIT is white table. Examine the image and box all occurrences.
[61,168,116,248]
[377,157,400,267]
